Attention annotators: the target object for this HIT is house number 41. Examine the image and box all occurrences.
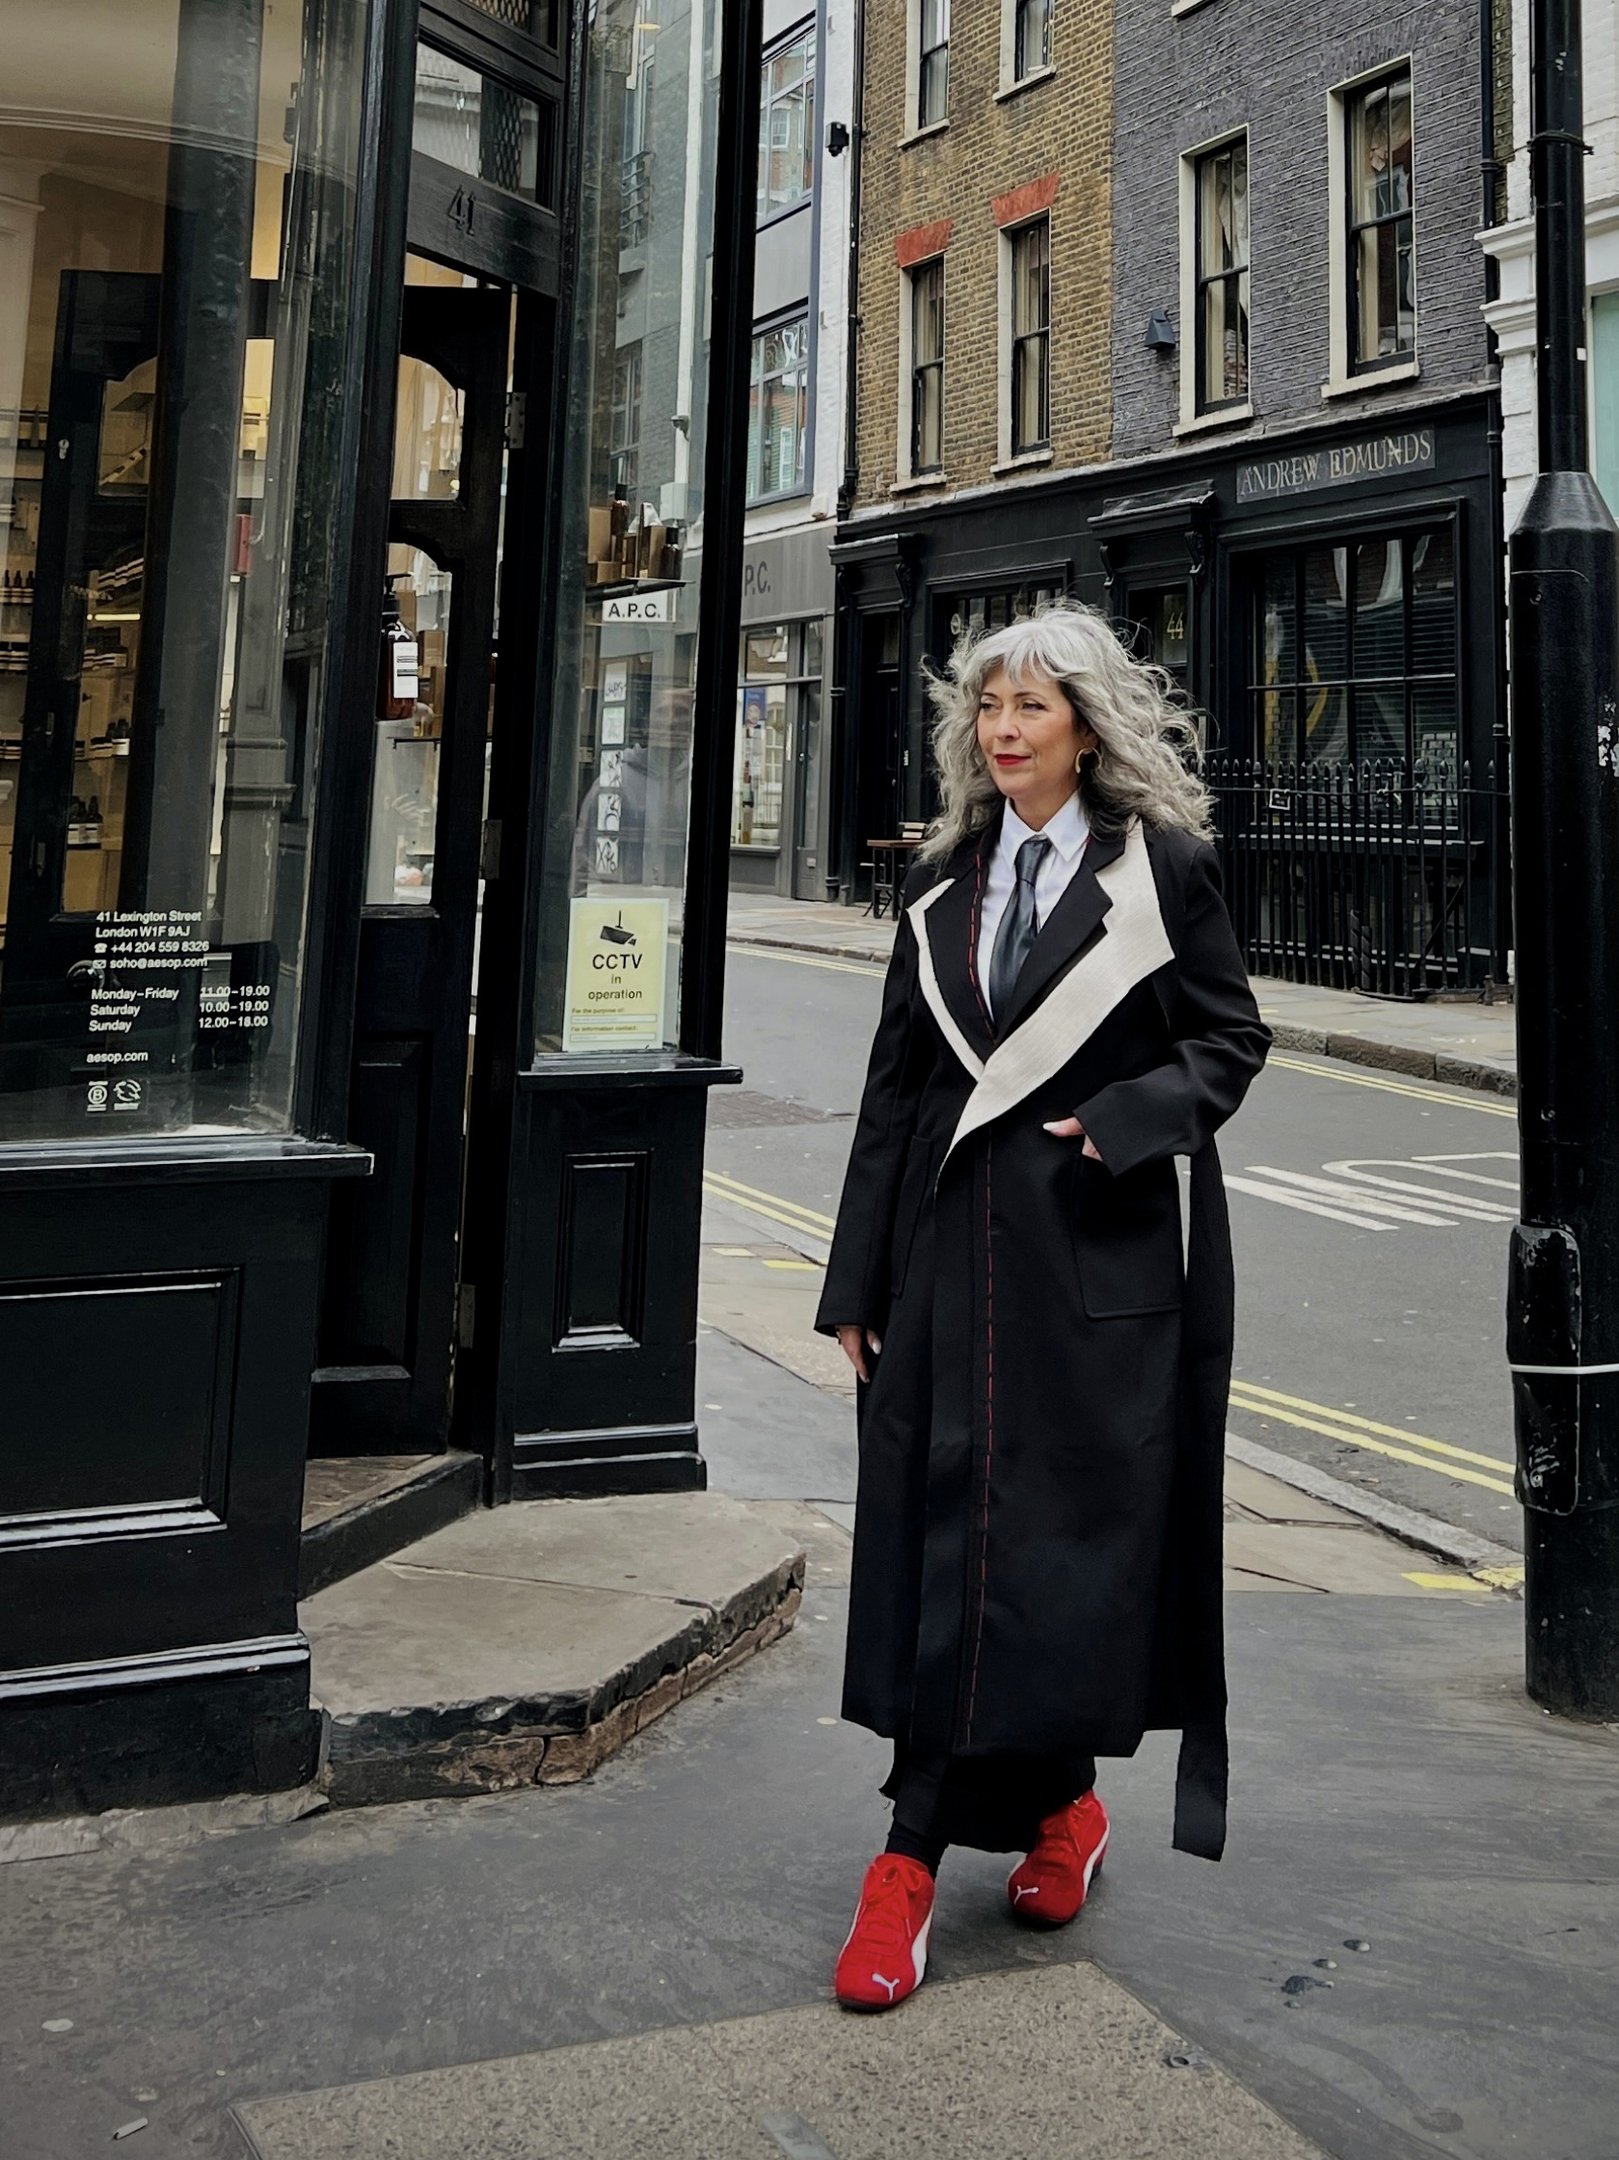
[448,188,477,235]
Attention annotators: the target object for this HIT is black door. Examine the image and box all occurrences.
[855,613,903,897]
[310,278,510,1452]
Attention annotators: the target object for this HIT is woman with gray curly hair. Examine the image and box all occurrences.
[816,599,1270,2013]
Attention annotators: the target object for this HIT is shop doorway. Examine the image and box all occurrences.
[852,614,902,901]
[305,13,564,1572]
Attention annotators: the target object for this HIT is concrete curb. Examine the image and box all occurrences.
[728,932,1521,1099]
[1226,1431,1523,1585]
[728,929,892,968]
[1266,1019,1517,1098]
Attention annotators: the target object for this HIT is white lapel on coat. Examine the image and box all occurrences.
[939,820,1173,1164]
[907,878,987,1081]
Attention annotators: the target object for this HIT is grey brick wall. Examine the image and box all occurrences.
[1111,0,1495,460]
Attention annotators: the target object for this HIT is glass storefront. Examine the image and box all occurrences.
[1249,525,1459,775]
[0,0,369,1139]
[732,621,823,852]
[536,0,724,1055]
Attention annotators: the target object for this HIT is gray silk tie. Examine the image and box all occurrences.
[988,833,1050,1020]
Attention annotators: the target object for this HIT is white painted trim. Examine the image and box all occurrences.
[1320,357,1421,400]
[1172,401,1254,438]
[897,253,946,483]
[908,880,987,1081]
[997,0,1054,95]
[928,824,1174,1166]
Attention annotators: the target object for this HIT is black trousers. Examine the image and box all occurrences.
[883,1744,1098,1857]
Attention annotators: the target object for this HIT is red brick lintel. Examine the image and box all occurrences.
[992,172,1061,228]
[894,217,954,269]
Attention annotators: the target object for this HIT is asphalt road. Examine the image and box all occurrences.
[707,940,1521,1554]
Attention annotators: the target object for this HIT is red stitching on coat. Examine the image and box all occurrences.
[965,1136,994,1740]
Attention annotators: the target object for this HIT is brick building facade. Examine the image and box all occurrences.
[850,0,1113,508]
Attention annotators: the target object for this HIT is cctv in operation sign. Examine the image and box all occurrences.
[562,898,670,1052]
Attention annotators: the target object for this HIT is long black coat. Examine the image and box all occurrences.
[815,814,1270,1859]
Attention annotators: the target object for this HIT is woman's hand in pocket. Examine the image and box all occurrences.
[1043,1116,1103,1161]
[837,1324,883,1382]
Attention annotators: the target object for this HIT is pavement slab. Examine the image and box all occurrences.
[235,1962,1327,2160]
[301,1492,806,1805]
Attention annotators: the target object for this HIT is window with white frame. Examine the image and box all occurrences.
[909,258,945,475]
[1012,0,1053,80]
[1193,135,1248,411]
[917,0,950,129]
[1008,218,1050,455]
[746,314,810,499]
[610,342,642,494]
[758,23,816,222]
[1345,69,1414,370]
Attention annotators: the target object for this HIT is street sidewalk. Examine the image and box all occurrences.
[5,1248,1612,2159]
[727,893,1518,1095]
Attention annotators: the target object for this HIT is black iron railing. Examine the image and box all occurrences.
[1206,755,1504,997]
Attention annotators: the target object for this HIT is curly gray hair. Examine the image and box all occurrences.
[919,599,1212,860]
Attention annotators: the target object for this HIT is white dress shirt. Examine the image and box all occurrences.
[977,791,1091,1017]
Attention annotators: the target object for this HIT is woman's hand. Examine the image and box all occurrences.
[1043,1116,1103,1161]
[837,1324,883,1382]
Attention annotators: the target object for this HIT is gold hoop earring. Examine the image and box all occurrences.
[1075,747,1098,777]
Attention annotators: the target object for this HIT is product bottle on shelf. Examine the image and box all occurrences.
[378,571,419,721]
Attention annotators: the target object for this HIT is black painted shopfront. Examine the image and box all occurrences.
[830,394,1508,989]
[0,0,760,1818]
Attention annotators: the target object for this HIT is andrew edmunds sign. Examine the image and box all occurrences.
[1236,425,1436,504]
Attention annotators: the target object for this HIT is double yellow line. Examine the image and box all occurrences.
[701,1166,1521,1507]
[702,1168,835,1244]
[1265,1052,1518,1120]
[1228,1378,1516,1498]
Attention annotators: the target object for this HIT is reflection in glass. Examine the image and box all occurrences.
[539,0,725,1054]
[413,45,545,201]
[1348,71,1415,365]
[366,552,450,907]
[1196,136,1248,410]
[393,359,465,500]
[0,0,368,1140]
[747,317,809,499]
[758,26,816,222]
[1010,219,1050,453]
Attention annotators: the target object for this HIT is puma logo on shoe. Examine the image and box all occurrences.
[1012,1884,1041,1904]
[872,1973,902,2001]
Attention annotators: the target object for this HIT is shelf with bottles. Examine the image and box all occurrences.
[585,486,685,593]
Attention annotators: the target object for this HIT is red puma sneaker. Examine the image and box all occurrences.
[833,1854,935,2011]
[1006,1790,1109,1927]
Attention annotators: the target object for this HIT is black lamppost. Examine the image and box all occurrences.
[1508,0,1619,1716]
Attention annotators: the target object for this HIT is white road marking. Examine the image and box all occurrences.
[1228,1151,1522,1233]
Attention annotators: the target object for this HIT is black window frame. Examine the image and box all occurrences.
[1345,67,1416,376]
[1193,133,1249,414]
[909,256,945,476]
[1008,216,1051,456]
[918,0,950,129]
[1013,0,1053,80]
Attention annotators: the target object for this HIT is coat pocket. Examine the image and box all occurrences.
[889,1136,939,1297]
[1070,1153,1185,1318]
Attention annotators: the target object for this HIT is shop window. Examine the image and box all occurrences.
[1249,525,1457,778]
[1193,136,1249,412]
[746,315,810,501]
[0,0,369,1141]
[1345,69,1415,372]
[916,0,951,130]
[908,259,946,476]
[759,24,816,222]
[536,0,729,1055]
[941,582,1061,648]
[1007,219,1051,456]
[732,622,823,852]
